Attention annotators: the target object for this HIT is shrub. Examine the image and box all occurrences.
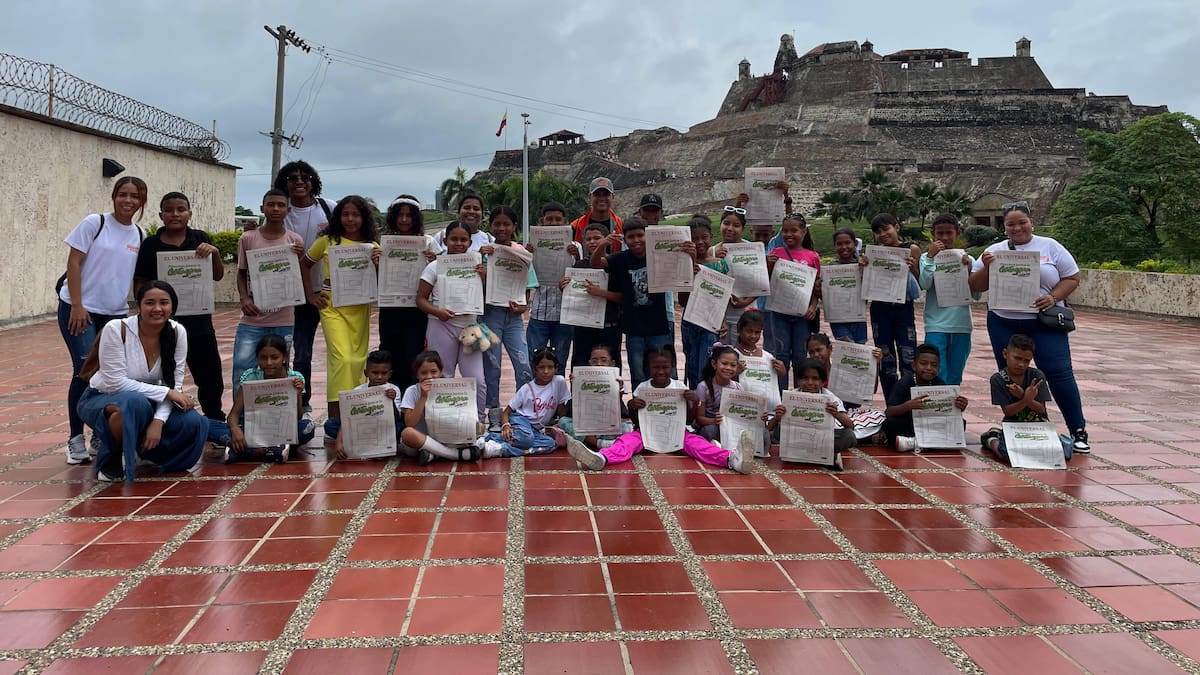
[1098,260,1125,270]
[963,225,1000,247]
[210,230,241,263]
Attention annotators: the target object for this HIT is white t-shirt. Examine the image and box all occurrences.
[89,316,188,422]
[632,378,686,398]
[59,213,142,315]
[354,381,403,415]
[419,260,479,329]
[432,229,495,254]
[508,376,570,427]
[399,383,428,435]
[819,386,848,429]
[285,198,336,291]
[973,235,1080,320]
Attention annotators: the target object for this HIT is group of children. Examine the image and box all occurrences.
[124,183,1076,471]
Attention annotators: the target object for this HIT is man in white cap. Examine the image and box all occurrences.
[570,177,623,243]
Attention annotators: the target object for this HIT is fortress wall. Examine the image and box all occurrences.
[870,89,1087,126]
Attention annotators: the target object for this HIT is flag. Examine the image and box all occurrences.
[495,112,507,137]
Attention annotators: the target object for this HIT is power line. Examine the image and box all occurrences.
[240,151,495,176]
[315,42,688,130]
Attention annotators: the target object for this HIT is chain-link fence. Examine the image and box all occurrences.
[0,52,229,161]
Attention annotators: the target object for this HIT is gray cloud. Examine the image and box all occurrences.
[4,0,1194,214]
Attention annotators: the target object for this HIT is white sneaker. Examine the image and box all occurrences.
[88,434,102,457]
[895,436,917,453]
[565,436,606,471]
[66,435,90,465]
[728,430,756,474]
[96,467,121,481]
[481,440,506,459]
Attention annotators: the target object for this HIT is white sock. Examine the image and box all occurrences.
[421,437,459,460]
[597,439,614,449]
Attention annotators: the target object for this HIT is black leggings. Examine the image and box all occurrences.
[378,306,428,391]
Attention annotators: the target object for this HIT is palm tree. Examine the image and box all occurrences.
[850,169,893,220]
[936,188,975,219]
[876,186,914,220]
[908,183,941,227]
[438,167,486,212]
[813,190,852,226]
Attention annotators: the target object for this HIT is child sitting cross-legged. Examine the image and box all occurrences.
[980,333,1075,462]
[475,347,570,459]
[557,343,633,449]
[883,343,968,453]
[328,350,405,459]
[565,346,756,473]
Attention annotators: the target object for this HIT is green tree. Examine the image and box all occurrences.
[1052,112,1200,263]
[874,186,913,220]
[813,190,852,226]
[850,169,894,220]
[908,183,941,227]
[935,188,975,219]
[439,167,486,212]
[235,205,254,216]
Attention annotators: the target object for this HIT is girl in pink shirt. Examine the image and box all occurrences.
[764,214,822,389]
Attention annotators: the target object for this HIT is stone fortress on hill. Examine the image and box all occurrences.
[477,35,1167,226]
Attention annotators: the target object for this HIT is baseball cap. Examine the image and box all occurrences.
[639,194,663,210]
[589,177,614,194]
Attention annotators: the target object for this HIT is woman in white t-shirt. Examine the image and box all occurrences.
[968,201,1090,452]
[58,176,148,465]
[76,281,208,482]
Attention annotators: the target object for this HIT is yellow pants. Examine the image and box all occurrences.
[319,296,371,402]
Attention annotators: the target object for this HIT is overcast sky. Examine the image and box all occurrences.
[4,0,1196,212]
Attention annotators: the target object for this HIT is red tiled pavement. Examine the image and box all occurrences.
[0,306,1199,672]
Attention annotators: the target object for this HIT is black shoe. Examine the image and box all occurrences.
[459,446,482,462]
[417,449,434,466]
[1071,429,1091,454]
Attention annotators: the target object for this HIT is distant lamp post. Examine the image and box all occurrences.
[521,113,531,243]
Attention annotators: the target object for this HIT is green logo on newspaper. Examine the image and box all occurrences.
[790,408,824,422]
[167,266,202,279]
[750,180,777,189]
[779,272,809,286]
[350,403,386,416]
[698,280,723,297]
[744,369,770,381]
[1013,431,1045,441]
[730,255,757,265]
[258,260,291,273]
[997,264,1031,277]
[538,240,564,251]
[840,356,869,370]
[653,241,680,251]
[828,277,857,288]
[580,381,611,394]
[645,403,677,414]
[727,404,758,418]
[445,268,475,279]
[872,258,902,271]
[253,394,290,407]
[495,259,525,272]
[934,262,961,273]
[338,258,370,270]
[435,394,470,406]
[389,249,418,261]
[923,400,953,412]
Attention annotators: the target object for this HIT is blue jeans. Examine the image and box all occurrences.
[870,301,917,397]
[924,331,972,386]
[483,306,532,409]
[526,318,572,376]
[484,413,557,457]
[986,428,1073,463]
[57,301,124,437]
[765,311,812,390]
[232,324,294,397]
[626,333,674,392]
[292,303,320,409]
[830,321,868,344]
[985,312,1086,432]
[77,388,207,482]
[681,322,718,389]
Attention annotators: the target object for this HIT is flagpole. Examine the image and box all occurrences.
[521,113,530,242]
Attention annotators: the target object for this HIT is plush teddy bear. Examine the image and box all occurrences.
[458,322,497,353]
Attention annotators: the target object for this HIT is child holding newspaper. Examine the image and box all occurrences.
[476,348,569,458]
[768,358,858,470]
[399,351,485,465]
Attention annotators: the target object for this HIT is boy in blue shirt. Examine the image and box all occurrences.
[917,213,977,385]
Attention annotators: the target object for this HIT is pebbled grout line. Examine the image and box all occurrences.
[497,457,526,674]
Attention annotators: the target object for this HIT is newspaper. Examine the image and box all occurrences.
[379,235,428,307]
[719,389,765,455]
[828,341,878,406]
[932,249,973,307]
[912,385,966,449]
[156,252,213,317]
[765,259,817,316]
[1003,422,1067,470]
[246,244,305,311]
[682,266,735,334]
[988,249,1040,312]
[638,388,688,453]
[338,386,397,459]
[724,242,770,297]
[821,264,867,324]
[779,390,835,465]
[738,355,781,410]
[425,378,479,446]
[571,366,622,436]
[435,252,484,316]
[241,378,298,447]
[743,167,786,225]
[645,226,694,294]
[560,268,608,329]
[486,244,533,307]
[328,243,378,307]
[529,226,574,287]
[862,245,910,304]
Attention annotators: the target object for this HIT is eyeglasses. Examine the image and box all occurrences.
[1001,201,1029,215]
[286,174,313,183]
[723,206,747,215]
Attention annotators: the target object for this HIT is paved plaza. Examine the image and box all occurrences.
[0,306,1199,673]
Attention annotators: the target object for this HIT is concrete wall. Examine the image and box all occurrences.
[1072,269,1200,319]
[0,106,237,324]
